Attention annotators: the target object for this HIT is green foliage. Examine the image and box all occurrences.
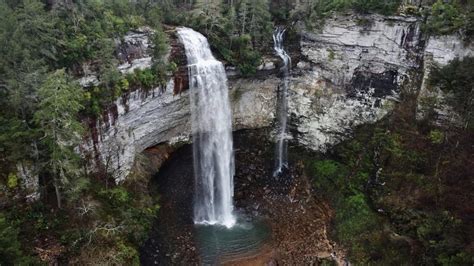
[116,241,140,265]
[465,7,474,40]
[183,0,271,76]
[334,193,384,262]
[414,211,472,265]
[400,4,421,16]
[314,160,341,178]
[0,1,170,264]
[336,193,378,238]
[6,173,18,189]
[99,187,130,206]
[352,0,401,15]
[152,28,169,63]
[425,0,464,35]
[34,69,84,208]
[312,160,349,202]
[429,129,445,144]
[327,49,336,61]
[307,115,472,264]
[0,213,32,265]
[429,57,474,127]
[231,34,262,76]
[127,68,160,90]
[292,0,401,29]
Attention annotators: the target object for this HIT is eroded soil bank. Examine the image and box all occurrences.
[140,129,346,265]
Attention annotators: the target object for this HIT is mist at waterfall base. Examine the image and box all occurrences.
[273,27,291,177]
[195,214,271,264]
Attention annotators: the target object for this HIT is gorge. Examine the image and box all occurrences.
[1,1,473,265]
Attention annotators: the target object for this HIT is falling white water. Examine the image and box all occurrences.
[273,27,291,177]
[177,27,236,228]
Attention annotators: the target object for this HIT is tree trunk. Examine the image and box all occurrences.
[54,179,62,209]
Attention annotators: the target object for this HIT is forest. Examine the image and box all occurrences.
[0,0,473,265]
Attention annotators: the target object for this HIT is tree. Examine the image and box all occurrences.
[34,69,85,208]
[191,0,224,35]
[0,0,55,165]
[237,0,250,35]
[425,0,464,35]
[247,0,272,47]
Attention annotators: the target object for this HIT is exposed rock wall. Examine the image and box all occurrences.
[417,35,474,124]
[290,13,423,151]
[83,13,472,182]
[83,78,278,182]
[82,82,190,182]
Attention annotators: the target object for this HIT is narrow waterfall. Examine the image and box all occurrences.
[177,27,236,228]
[273,27,291,176]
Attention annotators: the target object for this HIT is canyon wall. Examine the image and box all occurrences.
[289,14,423,151]
[83,14,472,182]
[417,35,474,124]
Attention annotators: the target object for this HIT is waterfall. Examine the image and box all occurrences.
[273,27,291,176]
[177,27,236,228]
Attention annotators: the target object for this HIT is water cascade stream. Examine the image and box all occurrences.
[177,27,236,228]
[273,27,291,176]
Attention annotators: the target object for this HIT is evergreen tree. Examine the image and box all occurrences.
[237,0,250,34]
[247,0,272,47]
[191,0,224,35]
[34,69,84,209]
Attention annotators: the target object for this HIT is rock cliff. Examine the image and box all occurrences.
[417,35,474,124]
[83,14,472,182]
[290,13,423,151]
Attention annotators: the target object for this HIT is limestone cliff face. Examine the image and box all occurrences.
[83,14,472,182]
[289,14,423,151]
[81,78,278,182]
[417,35,474,124]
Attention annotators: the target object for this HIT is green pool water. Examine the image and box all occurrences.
[195,217,271,265]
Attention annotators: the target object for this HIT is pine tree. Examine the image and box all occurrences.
[34,69,84,209]
[191,0,223,34]
[247,0,272,47]
[237,0,250,35]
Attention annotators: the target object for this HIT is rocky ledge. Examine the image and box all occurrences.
[80,13,472,182]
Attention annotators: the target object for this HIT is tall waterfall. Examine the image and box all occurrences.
[177,27,236,228]
[273,27,291,176]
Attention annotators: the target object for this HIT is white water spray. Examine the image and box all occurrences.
[273,27,291,176]
[177,27,236,228]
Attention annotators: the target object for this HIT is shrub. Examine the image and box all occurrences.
[425,0,464,35]
[0,214,32,264]
[99,187,130,206]
[327,49,336,61]
[429,129,444,144]
[6,173,18,189]
[232,35,261,76]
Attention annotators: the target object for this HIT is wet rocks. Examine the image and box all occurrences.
[141,129,346,265]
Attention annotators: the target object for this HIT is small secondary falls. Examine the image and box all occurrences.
[273,27,291,176]
[177,27,236,228]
